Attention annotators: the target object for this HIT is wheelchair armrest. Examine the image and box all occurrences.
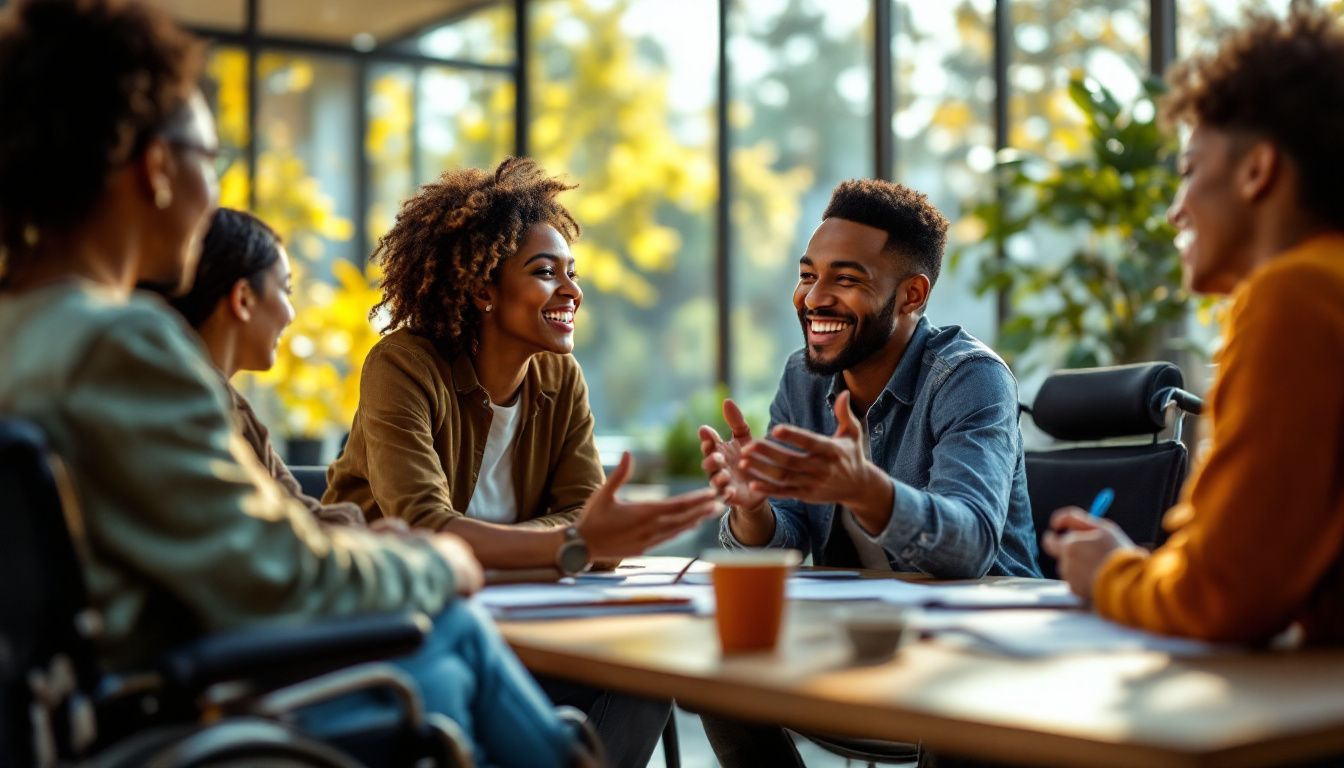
[158,611,430,696]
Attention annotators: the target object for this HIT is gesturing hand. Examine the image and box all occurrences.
[578,451,720,559]
[698,398,768,511]
[739,391,892,529]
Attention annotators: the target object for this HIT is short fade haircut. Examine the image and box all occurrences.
[1161,3,1344,230]
[822,179,950,288]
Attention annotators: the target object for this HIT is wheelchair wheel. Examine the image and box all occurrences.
[103,717,365,768]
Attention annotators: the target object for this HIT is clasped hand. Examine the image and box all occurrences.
[700,391,889,526]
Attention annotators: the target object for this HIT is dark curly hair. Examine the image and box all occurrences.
[372,156,580,356]
[0,0,203,275]
[1161,2,1344,230]
[822,178,950,288]
[167,208,282,328]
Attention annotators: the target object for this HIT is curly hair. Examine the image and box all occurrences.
[372,156,580,356]
[822,178,950,288]
[0,0,203,272]
[1161,3,1344,229]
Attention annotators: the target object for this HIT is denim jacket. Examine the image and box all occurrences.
[720,316,1041,578]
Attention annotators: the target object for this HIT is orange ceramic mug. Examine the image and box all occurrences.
[707,549,803,654]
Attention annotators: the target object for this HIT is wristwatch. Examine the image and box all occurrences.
[555,525,590,576]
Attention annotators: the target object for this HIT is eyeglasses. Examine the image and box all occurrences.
[165,139,228,177]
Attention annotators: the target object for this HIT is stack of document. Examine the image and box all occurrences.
[475,583,706,620]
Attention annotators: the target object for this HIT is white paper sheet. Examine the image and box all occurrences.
[909,609,1225,657]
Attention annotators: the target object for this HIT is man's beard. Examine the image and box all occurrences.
[800,291,899,377]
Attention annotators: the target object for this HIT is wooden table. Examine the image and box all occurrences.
[498,583,1344,767]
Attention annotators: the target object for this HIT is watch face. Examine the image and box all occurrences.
[557,540,590,575]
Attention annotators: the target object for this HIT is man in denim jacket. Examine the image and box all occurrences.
[697,178,1041,766]
[703,178,1039,578]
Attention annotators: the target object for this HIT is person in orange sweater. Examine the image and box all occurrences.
[1043,4,1344,645]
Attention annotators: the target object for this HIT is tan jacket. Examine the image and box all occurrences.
[225,380,365,527]
[1095,234,1344,644]
[0,283,459,670]
[324,329,603,531]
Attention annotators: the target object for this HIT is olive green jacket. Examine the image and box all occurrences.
[324,329,603,531]
[0,283,458,670]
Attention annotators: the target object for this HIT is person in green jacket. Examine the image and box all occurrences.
[0,2,593,765]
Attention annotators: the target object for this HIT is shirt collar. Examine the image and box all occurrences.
[449,351,558,408]
[825,315,932,409]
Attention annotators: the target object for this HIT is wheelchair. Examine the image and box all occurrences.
[0,417,473,768]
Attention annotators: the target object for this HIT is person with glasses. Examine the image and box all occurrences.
[0,2,595,765]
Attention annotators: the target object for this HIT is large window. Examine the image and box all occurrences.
[164,0,1248,459]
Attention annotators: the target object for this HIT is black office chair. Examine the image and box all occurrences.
[1021,362,1204,579]
[0,417,472,767]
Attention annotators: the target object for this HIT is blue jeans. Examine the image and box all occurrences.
[296,601,576,768]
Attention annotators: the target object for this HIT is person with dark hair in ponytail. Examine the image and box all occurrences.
[159,207,362,526]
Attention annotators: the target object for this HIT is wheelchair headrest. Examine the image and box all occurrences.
[1031,362,1185,441]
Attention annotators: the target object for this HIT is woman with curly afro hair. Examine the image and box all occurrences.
[325,156,718,765]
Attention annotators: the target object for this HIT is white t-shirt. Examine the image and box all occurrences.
[465,399,524,523]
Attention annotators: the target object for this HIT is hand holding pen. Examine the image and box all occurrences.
[1042,488,1136,599]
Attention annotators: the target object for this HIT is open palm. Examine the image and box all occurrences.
[698,399,768,510]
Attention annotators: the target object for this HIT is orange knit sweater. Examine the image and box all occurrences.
[1095,233,1344,644]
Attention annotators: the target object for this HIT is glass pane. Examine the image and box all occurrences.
[530,0,718,441]
[892,0,997,344]
[256,53,359,265]
[150,0,246,31]
[367,65,416,247]
[248,53,362,441]
[1177,0,1293,56]
[1008,0,1148,160]
[728,0,874,415]
[366,65,515,247]
[205,46,251,209]
[992,0,1156,377]
[416,68,515,181]
[397,1,515,65]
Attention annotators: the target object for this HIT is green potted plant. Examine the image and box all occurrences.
[661,385,768,483]
[953,75,1202,371]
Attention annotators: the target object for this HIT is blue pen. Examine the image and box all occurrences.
[1088,488,1115,518]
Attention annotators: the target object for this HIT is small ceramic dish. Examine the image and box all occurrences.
[840,607,910,661]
